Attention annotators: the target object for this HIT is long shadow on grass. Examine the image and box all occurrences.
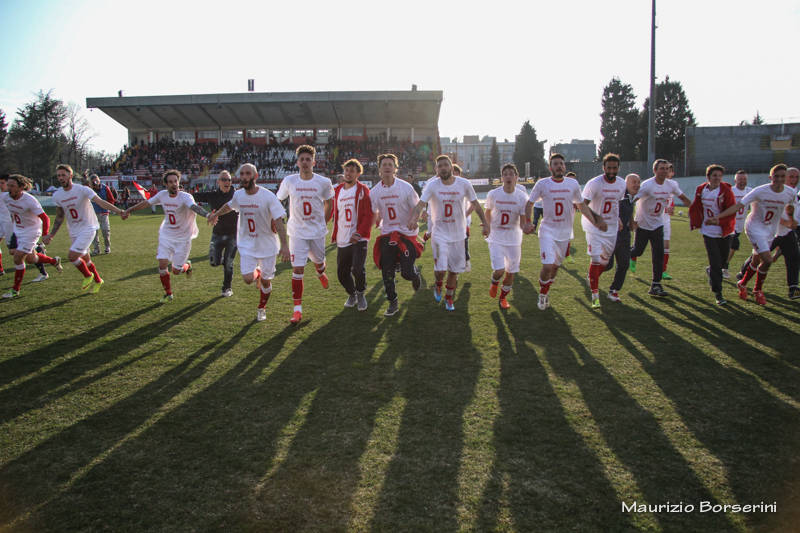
[602,293,800,529]
[0,294,83,322]
[0,322,253,528]
[115,254,208,282]
[0,300,211,424]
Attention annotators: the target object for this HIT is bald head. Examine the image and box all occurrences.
[787,167,799,188]
[625,173,641,195]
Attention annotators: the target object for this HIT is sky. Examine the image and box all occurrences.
[2,0,799,155]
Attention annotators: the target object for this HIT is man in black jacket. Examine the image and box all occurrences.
[195,171,237,296]
[605,173,641,302]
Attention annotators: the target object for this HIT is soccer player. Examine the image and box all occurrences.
[0,174,11,276]
[408,155,488,311]
[484,163,530,309]
[581,154,627,308]
[125,169,210,302]
[710,164,797,305]
[660,162,677,280]
[453,164,473,272]
[88,173,116,255]
[524,153,606,310]
[629,159,691,297]
[208,164,290,321]
[371,153,423,317]
[605,173,640,302]
[688,164,737,305]
[42,164,126,293]
[726,170,752,278]
[276,144,334,324]
[1,174,63,298]
[331,158,372,311]
[194,170,237,297]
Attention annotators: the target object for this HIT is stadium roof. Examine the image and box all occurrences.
[86,90,443,132]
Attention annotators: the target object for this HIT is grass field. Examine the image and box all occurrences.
[1,209,799,532]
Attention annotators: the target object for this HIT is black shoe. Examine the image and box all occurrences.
[648,284,668,297]
[789,287,800,300]
[384,298,400,317]
[715,292,727,305]
[412,267,422,291]
[735,271,743,281]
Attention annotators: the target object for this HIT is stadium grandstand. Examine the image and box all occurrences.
[87,90,442,190]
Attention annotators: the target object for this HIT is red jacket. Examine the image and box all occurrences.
[373,231,425,268]
[689,181,736,236]
[331,181,372,244]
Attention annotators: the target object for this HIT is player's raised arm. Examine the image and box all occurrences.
[126,198,152,214]
[190,204,211,218]
[208,203,232,225]
[91,195,126,217]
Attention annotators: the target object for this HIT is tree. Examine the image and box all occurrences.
[0,108,8,173]
[634,76,696,166]
[7,90,67,185]
[513,120,547,177]
[752,111,764,125]
[598,78,639,159]
[61,102,94,169]
[488,138,500,176]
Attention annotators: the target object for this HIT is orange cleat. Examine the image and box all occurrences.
[754,290,766,306]
[319,273,329,289]
[489,283,498,298]
[290,310,302,324]
[499,297,510,309]
[737,280,748,300]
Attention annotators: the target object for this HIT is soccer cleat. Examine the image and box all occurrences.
[54,256,63,273]
[0,269,4,276]
[629,259,636,273]
[319,272,329,289]
[445,299,455,311]
[185,260,193,278]
[91,279,104,294]
[104,247,110,254]
[256,308,267,322]
[465,260,471,272]
[566,254,575,264]
[789,287,800,300]
[705,266,710,280]
[722,268,730,279]
[32,273,49,282]
[499,297,510,310]
[344,293,357,308]
[537,293,549,310]
[356,291,368,311]
[648,284,668,297]
[222,288,233,297]
[81,276,94,291]
[735,271,744,281]
[715,292,726,306]
[433,286,442,303]
[2,289,20,299]
[591,293,601,309]
[737,280,748,300]
[753,290,767,306]
[489,283,498,298]
[412,269,422,291]
[159,293,174,304]
[384,299,399,317]
[91,248,100,256]
[607,290,621,302]
[661,272,673,281]
[290,310,302,324]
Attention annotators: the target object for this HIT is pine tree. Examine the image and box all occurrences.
[513,121,547,177]
[598,78,639,159]
[488,138,500,176]
[634,76,696,166]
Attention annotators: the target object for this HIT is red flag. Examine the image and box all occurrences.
[131,181,152,200]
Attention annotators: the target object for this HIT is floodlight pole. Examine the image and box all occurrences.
[647,0,656,168]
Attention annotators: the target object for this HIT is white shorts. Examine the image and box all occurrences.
[157,237,192,267]
[240,253,277,279]
[432,239,467,273]
[14,230,41,254]
[746,228,772,254]
[539,235,569,266]
[0,220,12,241]
[663,219,671,240]
[70,227,99,255]
[489,242,521,273]
[585,232,616,263]
[290,236,326,267]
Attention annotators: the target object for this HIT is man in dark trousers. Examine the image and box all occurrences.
[89,173,117,254]
[194,170,237,296]
[605,173,640,302]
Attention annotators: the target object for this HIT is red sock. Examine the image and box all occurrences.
[663,252,670,272]
[159,270,172,295]
[500,276,512,299]
[565,242,571,257]
[87,261,102,282]
[435,280,443,291]
[741,263,757,284]
[14,265,25,291]
[73,258,92,277]
[259,283,272,308]
[445,285,455,303]
[37,253,57,265]
[539,278,553,295]
[631,257,638,263]
[0,250,4,271]
[292,274,303,305]
[589,263,603,292]
[754,268,768,291]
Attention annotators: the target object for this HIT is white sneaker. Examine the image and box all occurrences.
[464,259,471,272]
[537,293,549,310]
[221,288,233,297]
[607,290,621,302]
[256,308,267,321]
[344,293,357,308]
[722,268,730,279]
[32,273,49,282]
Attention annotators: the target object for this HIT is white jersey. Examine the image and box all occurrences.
[634,177,684,230]
[485,186,527,246]
[581,175,626,237]
[335,185,361,246]
[528,176,583,241]
[276,173,334,240]
[421,176,477,243]
[52,183,99,237]
[2,191,44,236]
[370,177,419,237]
[227,186,286,257]
[732,185,752,233]
[699,187,724,238]
[148,190,199,241]
[742,184,797,236]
